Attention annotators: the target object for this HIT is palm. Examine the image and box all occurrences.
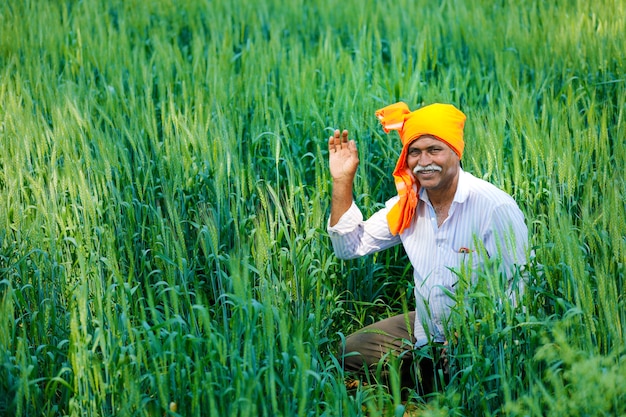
[328,130,359,182]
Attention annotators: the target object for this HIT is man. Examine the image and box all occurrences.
[327,102,528,393]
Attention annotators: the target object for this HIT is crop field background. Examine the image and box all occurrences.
[0,0,624,415]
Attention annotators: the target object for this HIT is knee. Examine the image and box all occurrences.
[336,332,370,372]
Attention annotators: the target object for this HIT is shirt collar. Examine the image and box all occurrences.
[453,168,469,203]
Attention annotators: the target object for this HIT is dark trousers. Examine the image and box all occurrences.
[340,311,441,396]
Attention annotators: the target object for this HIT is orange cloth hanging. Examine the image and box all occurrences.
[375,102,466,235]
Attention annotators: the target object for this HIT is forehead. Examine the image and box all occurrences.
[408,135,450,150]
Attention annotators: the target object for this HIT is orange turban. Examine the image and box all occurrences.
[375,102,466,235]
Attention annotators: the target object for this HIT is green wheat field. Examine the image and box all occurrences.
[1,0,624,415]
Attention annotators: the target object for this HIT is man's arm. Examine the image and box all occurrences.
[488,203,528,271]
[328,129,359,226]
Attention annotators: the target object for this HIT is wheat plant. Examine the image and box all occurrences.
[0,0,624,415]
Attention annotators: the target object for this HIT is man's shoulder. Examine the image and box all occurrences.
[384,195,401,210]
[460,170,518,206]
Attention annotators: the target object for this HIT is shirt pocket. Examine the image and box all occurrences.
[438,245,483,290]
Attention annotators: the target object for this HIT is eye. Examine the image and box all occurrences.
[408,148,420,156]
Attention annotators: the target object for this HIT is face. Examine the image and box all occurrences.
[405,135,461,192]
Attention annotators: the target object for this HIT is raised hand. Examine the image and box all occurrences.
[328,129,359,183]
[328,129,359,226]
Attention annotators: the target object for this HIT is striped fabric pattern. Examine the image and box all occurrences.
[328,170,529,346]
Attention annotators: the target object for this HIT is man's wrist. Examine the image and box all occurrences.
[331,177,355,188]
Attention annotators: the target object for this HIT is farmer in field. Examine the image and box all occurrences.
[327,102,528,393]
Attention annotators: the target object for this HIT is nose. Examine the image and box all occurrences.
[417,152,432,166]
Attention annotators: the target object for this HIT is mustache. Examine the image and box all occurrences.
[413,164,443,174]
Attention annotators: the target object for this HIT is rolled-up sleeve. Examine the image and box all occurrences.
[327,200,401,259]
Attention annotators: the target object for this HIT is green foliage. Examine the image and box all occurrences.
[505,317,626,417]
[0,0,624,415]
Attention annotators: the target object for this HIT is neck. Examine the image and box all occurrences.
[427,171,459,208]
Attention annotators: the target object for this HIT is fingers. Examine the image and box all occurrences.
[328,129,350,151]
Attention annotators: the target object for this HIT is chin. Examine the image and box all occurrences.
[419,181,438,190]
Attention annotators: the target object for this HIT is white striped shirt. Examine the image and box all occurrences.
[328,169,528,345]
